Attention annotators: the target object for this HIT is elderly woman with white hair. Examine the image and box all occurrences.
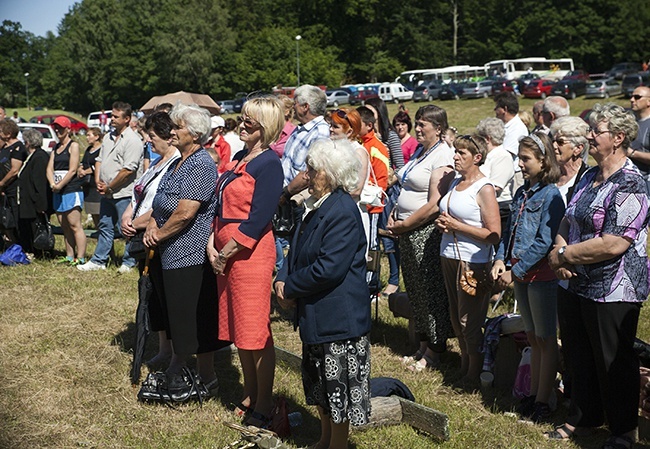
[547,104,648,448]
[549,116,591,205]
[142,103,228,400]
[275,138,371,449]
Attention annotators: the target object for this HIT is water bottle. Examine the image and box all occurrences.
[288,411,302,428]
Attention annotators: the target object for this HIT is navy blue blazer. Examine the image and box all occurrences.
[276,188,370,345]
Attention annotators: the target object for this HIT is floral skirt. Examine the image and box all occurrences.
[399,222,453,347]
[302,335,371,425]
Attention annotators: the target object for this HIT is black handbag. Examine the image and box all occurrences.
[272,200,297,237]
[1,196,15,230]
[128,231,146,260]
[33,213,55,251]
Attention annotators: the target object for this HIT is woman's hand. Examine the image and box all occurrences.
[435,211,458,234]
[143,219,160,248]
[555,265,576,280]
[274,281,296,309]
[76,166,87,178]
[491,259,506,281]
[495,269,513,291]
[211,254,227,276]
[121,217,136,238]
[387,219,406,235]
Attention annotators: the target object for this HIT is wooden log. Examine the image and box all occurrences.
[273,345,449,441]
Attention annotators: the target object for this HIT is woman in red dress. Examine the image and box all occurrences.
[207,96,285,427]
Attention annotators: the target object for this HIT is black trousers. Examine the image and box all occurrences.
[557,287,640,435]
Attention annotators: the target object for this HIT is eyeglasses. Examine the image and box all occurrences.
[588,127,611,137]
[241,115,259,129]
[333,109,351,126]
[553,137,571,146]
[458,134,479,147]
[631,94,650,100]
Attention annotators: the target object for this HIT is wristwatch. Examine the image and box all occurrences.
[218,250,228,261]
[558,246,567,261]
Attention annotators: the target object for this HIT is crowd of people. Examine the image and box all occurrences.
[0,84,649,449]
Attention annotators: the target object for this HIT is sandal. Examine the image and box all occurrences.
[407,353,439,372]
[245,410,273,429]
[544,424,593,441]
[400,350,423,366]
[232,402,255,419]
[602,435,635,449]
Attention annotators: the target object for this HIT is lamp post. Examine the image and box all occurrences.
[295,35,301,86]
[24,72,30,111]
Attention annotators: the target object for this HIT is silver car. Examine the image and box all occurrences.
[326,90,350,107]
[585,79,622,99]
[461,81,493,99]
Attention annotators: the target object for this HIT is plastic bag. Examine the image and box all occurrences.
[512,346,531,398]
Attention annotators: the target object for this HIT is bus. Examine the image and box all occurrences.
[485,57,575,80]
[422,65,487,84]
[396,65,488,88]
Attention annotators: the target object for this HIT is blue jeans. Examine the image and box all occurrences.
[91,196,135,267]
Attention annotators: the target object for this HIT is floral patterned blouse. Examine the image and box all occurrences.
[565,159,649,303]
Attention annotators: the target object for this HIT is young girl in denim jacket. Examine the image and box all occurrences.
[491,133,565,422]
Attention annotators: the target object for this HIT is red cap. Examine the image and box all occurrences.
[52,116,71,128]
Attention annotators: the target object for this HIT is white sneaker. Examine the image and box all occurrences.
[117,264,132,274]
[77,260,106,271]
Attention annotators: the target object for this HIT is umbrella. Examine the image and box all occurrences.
[140,91,221,115]
[131,249,155,385]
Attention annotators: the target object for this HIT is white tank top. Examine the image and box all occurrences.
[439,176,494,263]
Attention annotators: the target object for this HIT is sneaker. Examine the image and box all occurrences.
[76,260,106,271]
[56,256,74,265]
[117,264,133,274]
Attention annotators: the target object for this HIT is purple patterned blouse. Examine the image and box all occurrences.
[565,159,649,303]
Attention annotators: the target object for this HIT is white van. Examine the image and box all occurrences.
[87,110,111,131]
[378,83,413,103]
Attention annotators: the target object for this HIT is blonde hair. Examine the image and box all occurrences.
[242,96,285,148]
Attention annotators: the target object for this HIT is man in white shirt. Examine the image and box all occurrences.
[494,92,528,192]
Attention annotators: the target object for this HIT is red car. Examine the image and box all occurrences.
[523,79,555,99]
[29,114,88,135]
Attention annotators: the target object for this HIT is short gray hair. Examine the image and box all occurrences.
[590,103,638,148]
[22,128,43,149]
[543,96,570,118]
[550,116,590,157]
[476,117,505,145]
[306,139,360,193]
[294,85,327,117]
[169,102,211,145]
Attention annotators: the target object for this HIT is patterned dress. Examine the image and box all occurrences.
[215,149,283,350]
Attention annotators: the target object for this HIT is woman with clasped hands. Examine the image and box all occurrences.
[274,139,371,449]
[207,97,284,428]
[143,103,227,397]
[546,103,649,448]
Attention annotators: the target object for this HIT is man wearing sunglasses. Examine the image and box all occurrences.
[627,86,650,192]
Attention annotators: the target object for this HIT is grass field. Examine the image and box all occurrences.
[1,94,646,449]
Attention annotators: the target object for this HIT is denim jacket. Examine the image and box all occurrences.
[495,182,565,279]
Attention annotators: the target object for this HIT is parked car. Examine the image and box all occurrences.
[605,62,642,80]
[31,114,88,135]
[523,79,555,99]
[438,83,464,101]
[551,79,587,99]
[491,78,517,96]
[87,110,110,129]
[562,70,590,81]
[622,72,650,97]
[515,73,541,93]
[326,90,350,107]
[412,82,442,102]
[461,81,493,99]
[218,100,235,114]
[585,79,622,99]
[378,83,413,103]
[349,85,379,105]
[233,92,248,114]
[18,123,59,152]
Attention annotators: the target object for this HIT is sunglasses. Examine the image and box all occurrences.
[458,134,479,147]
[241,116,259,129]
[333,109,351,125]
[588,127,611,137]
[631,94,649,100]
